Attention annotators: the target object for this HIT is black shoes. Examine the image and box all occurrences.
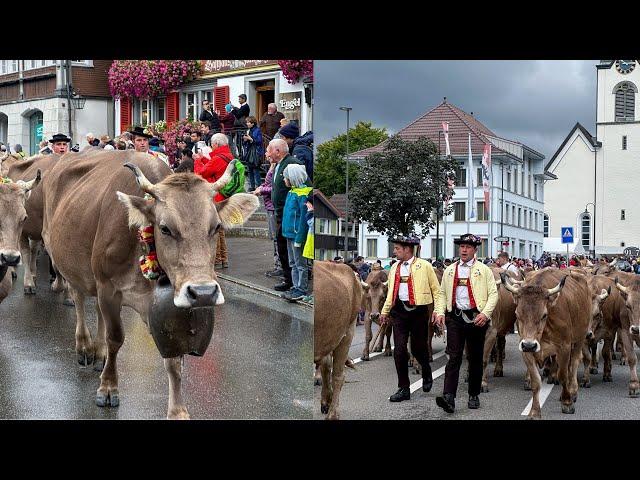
[422,377,433,392]
[436,393,456,413]
[389,387,410,402]
[274,282,293,292]
[468,395,480,409]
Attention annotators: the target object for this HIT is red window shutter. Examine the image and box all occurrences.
[166,92,179,126]
[120,97,132,132]
[214,86,229,115]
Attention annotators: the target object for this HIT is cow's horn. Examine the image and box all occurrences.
[123,162,156,194]
[210,159,236,193]
[546,275,567,297]
[16,169,41,192]
[610,257,618,267]
[360,280,369,288]
[382,281,388,287]
[614,277,629,294]
[500,272,520,294]
[597,288,609,302]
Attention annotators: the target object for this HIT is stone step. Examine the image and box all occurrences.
[243,220,268,228]
[250,212,267,222]
[226,226,270,239]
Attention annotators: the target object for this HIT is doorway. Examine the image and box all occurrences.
[253,79,275,122]
[29,110,43,155]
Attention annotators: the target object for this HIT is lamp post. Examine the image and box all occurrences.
[584,202,595,258]
[340,106,352,260]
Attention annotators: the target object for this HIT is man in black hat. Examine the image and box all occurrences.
[49,133,71,155]
[379,235,442,402]
[128,126,154,153]
[432,233,499,413]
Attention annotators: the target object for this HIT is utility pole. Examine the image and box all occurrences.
[340,106,352,260]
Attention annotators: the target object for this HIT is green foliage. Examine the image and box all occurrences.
[315,121,388,197]
[350,135,458,238]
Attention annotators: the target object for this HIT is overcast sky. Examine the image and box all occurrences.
[315,60,597,159]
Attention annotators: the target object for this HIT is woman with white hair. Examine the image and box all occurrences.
[281,163,312,301]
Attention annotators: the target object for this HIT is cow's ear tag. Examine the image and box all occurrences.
[229,210,244,225]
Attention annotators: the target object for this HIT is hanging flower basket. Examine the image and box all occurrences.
[278,60,313,84]
[109,60,202,99]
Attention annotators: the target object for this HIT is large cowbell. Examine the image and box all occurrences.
[149,276,215,358]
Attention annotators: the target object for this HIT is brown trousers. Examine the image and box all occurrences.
[216,229,228,263]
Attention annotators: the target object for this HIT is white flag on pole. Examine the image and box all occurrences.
[481,143,492,213]
[442,121,450,157]
[468,133,475,220]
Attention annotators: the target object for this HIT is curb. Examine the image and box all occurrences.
[216,273,313,309]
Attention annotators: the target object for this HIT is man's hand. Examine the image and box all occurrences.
[431,311,445,327]
[380,314,389,326]
[473,313,489,327]
[253,186,262,195]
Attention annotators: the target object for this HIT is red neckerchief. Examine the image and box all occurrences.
[392,257,416,306]
[452,260,476,309]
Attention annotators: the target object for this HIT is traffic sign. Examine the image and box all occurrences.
[561,227,574,244]
[494,236,509,242]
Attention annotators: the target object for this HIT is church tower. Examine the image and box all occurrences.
[595,60,640,254]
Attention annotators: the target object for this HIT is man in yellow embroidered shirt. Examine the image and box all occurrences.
[379,235,441,403]
[432,233,498,413]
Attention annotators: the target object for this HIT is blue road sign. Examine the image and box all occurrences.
[561,227,574,244]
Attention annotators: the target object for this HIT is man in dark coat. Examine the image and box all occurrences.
[279,123,313,182]
[259,103,285,141]
[198,99,221,133]
[231,94,250,158]
[268,138,304,293]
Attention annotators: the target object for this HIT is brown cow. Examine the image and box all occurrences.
[360,269,391,360]
[0,173,42,303]
[41,150,258,419]
[501,268,591,418]
[315,261,363,420]
[7,154,60,296]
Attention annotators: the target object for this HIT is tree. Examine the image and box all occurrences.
[350,135,458,238]
[314,121,388,197]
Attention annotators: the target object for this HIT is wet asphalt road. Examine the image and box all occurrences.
[0,252,312,419]
[315,322,640,420]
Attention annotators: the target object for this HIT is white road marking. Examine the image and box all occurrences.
[521,382,554,416]
[410,362,448,393]
[353,347,447,365]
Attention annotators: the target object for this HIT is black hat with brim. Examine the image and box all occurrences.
[453,233,482,247]
[49,133,71,143]
[390,236,421,247]
[127,126,153,139]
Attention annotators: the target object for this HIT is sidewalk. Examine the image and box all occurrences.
[218,236,313,307]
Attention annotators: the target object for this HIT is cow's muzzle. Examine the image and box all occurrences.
[0,251,21,267]
[175,281,224,308]
[586,330,594,340]
[519,339,540,353]
[370,313,380,321]
[630,326,640,336]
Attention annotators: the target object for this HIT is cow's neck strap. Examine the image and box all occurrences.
[137,194,165,281]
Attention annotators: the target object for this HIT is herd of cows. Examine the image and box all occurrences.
[0,150,258,419]
[314,259,640,419]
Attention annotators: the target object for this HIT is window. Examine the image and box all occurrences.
[186,93,197,121]
[506,169,512,192]
[477,238,488,258]
[615,82,636,122]
[623,135,628,150]
[71,60,93,67]
[330,219,338,235]
[454,164,467,187]
[431,238,443,258]
[11,61,17,73]
[156,98,166,122]
[318,249,326,261]
[521,168,525,195]
[535,212,538,231]
[476,201,488,221]
[477,167,483,188]
[202,90,213,108]
[544,214,549,237]
[621,209,626,220]
[518,208,522,227]
[581,213,591,249]
[534,182,538,201]
[454,202,466,221]
[529,211,533,230]
[366,239,378,258]
[140,99,151,127]
[512,206,516,225]
[505,203,510,224]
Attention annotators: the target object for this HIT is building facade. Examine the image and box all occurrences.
[0,60,114,153]
[314,190,357,261]
[351,100,552,261]
[115,60,313,137]
[545,60,640,256]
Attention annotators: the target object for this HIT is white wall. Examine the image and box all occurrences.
[597,63,640,124]
[75,99,110,148]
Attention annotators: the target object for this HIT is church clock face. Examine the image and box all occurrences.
[615,60,636,74]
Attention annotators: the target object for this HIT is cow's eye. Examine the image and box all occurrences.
[210,223,221,236]
[21,216,27,223]
[160,225,172,236]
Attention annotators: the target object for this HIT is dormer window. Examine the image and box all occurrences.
[615,82,636,122]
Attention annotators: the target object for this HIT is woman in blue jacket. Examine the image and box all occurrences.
[242,116,264,191]
[281,163,312,301]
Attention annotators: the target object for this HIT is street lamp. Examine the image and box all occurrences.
[340,106,352,260]
[584,202,595,257]
[70,91,86,110]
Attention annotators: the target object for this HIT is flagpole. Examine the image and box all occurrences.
[467,133,472,235]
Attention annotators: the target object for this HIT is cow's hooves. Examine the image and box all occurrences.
[63,298,75,307]
[493,369,503,377]
[629,389,640,398]
[167,408,190,420]
[589,367,598,374]
[571,394,577,403]
[314,378,321,386]
[93,358,105,372]
[561,404,575,414]
[527,414,541,420]
[524,382,532,391]
[77,351,95,368]
[611,353,617,360]
[96,391,119,408]
[372,347,382,353]
[554,379,559,385]
[464,374,469,383]
[580,380,591,388]
[546,376,555,384]
[603,375,613,382]
[481,384,489,393]
[23,286,36,295]
[320,404,329,414]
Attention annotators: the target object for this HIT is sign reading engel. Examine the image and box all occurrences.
[279,95,301,110]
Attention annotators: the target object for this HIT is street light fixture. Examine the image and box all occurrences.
[340,106,352,260]
[70,90,86,110]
